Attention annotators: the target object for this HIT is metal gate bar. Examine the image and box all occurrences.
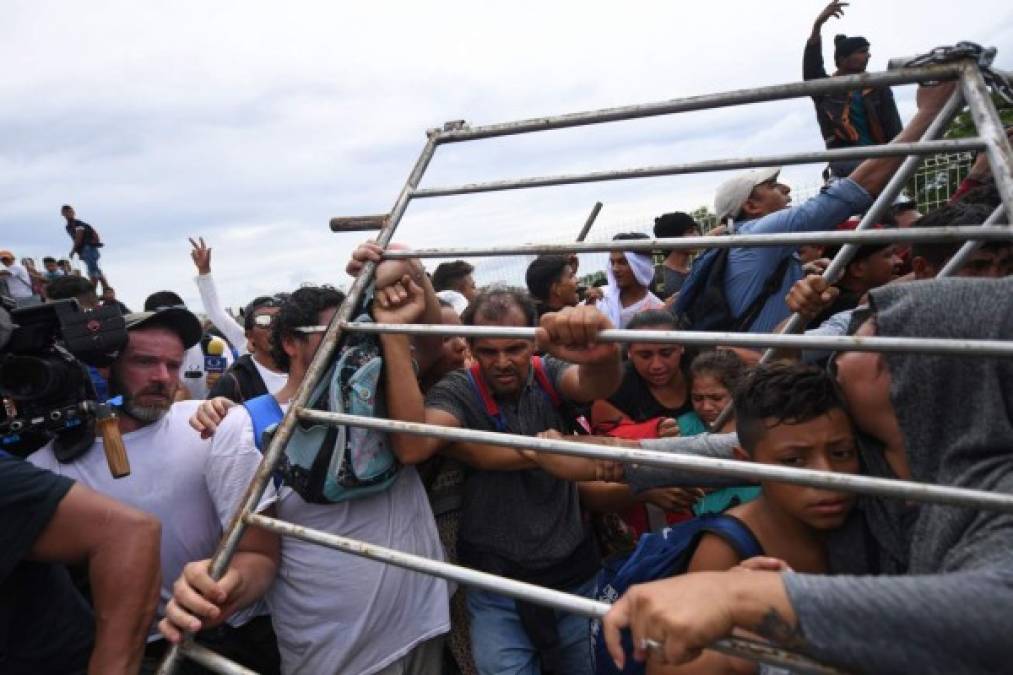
[154,135,442,674]
[940,204,1008,276]
[411,139,984,198]
[160,57,1013,675]
[429,63,964,142]
[707,88,965,429]
[380,225,1012,257]
[245,513,847,675]
[296,410,1013,514]
[341,321,1013,358]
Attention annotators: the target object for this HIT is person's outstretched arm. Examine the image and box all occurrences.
[804,1,846,80]
[190,237,248,352]
[30,483,162,675]
[540,305,623,403]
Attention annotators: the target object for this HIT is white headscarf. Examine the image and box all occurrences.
[597,251,662,328]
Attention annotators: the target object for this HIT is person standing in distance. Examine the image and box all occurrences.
[61,204,110,293]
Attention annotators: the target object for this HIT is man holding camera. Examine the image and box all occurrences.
[1,451,161,674]
[27,305,280,673]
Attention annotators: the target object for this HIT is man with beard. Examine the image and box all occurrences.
[28,307,280,674]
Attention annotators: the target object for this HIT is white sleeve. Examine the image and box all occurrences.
[205,410,277,529]
[27,445,60,472]
[194,273,248,354]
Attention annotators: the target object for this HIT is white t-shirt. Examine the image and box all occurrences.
[253,357,288,395]
[181,340,236,400]
[28,400,275,639]
[262,403,449,675]
[2,263,34,298]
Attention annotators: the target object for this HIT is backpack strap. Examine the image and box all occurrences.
[465,363,508,432]
[532,356,591,434]
[243,394,285,452]
[698,514,765,560]
[531,356,561,407]
[733,253,794,332]
[243,394,285,488]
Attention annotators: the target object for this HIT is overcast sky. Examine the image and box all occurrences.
[3,1,1011,312]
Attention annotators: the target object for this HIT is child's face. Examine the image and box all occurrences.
[750,408,859,530]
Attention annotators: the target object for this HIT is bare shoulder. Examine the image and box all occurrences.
[686,531,744,573]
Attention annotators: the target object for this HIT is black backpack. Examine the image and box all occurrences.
[673,247,793,332]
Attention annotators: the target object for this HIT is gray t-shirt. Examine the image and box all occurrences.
[661,266,689,299]
[425,356,589,572]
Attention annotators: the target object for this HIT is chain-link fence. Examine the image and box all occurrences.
[472,153,973,288]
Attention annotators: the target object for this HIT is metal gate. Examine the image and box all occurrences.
[158,53,1013,675]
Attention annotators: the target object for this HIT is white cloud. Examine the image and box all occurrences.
[2,0,1010,311]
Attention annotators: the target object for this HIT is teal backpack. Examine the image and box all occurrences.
[243,312,400,503]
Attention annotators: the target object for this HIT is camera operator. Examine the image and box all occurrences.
[27,306,281,674]
[1,451,160,674]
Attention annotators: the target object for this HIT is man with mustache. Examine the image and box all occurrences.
[28,307,281,674]
[394,286,623,675]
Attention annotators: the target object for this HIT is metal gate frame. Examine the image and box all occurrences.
[158,57,1013,675]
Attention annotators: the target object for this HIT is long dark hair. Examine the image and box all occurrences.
[624,309,696,375]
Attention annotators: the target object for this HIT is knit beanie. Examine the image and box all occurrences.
[834,34,870,62]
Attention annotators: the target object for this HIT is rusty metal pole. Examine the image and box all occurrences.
[576,201,604,241]
[959,61,1013,222]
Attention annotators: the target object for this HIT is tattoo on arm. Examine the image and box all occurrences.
[755,608,808,649]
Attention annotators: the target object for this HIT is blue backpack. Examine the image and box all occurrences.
[673,247,793,332]
[590,514,763,675]
[242,312,400,504]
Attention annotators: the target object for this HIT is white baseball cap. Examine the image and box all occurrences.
[713,167,782,222]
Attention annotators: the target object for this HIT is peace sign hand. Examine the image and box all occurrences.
[189,237,212,275]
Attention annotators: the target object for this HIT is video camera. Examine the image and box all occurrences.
[0,297,127,459]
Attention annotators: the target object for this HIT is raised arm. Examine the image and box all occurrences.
[804,1,846,80]
[31,483,161,675]
[537,305,623,403]
[347,241,445,371]
[190,237,248,351]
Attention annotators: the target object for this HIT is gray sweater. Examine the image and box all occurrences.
[784,277,1013,674]
[629,279,1013,673]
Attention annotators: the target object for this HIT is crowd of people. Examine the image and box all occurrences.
[4,5,1013,675]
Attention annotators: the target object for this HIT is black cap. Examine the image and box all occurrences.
[123,308,202,350]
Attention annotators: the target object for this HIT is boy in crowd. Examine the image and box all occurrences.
[653,362,858,675]
[433,259,478,302]
[652,212,700,300]
[603,277,1013,674]
[42,256,64,282]
[525,254,580,319]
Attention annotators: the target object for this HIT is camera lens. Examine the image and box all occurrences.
[0,355,63,400]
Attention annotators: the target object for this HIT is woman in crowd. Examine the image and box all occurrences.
[593,310,705,438]
[688,350,759,516]
[589,309,706,538]
[689,350,745,434]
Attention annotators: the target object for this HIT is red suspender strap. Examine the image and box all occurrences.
[468,362,501,419]
[531,356,561,407]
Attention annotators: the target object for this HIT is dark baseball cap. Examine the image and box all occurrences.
[123,307,202,350]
